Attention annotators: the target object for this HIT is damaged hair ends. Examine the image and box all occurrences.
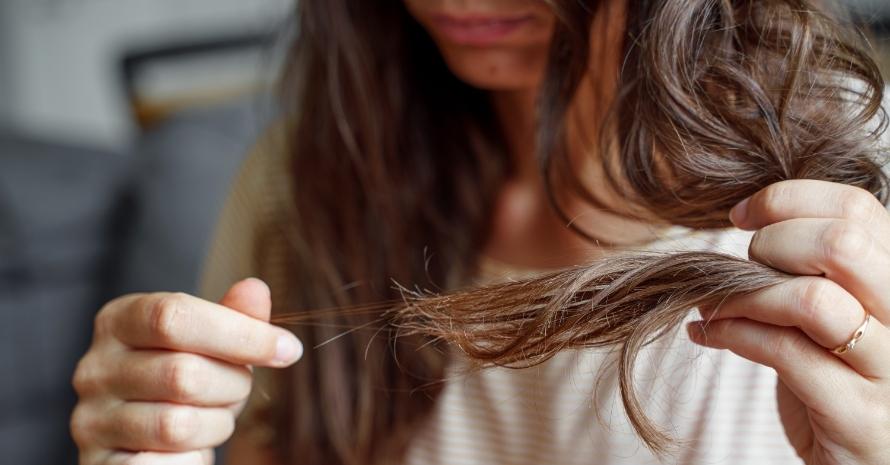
[262,1,889,464]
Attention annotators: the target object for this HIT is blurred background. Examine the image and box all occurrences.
[0,0,289,463]
[0,1,888,464]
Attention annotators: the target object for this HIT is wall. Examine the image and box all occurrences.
[0,0,292,148]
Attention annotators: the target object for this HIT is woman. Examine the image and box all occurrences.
[71,0,890,464]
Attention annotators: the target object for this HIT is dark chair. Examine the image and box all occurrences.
[0,131,131,465]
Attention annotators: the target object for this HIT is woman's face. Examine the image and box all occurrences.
[403,0,555,91]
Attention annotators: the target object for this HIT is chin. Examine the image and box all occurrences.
[402,0,555,92]
[437,45,549,91]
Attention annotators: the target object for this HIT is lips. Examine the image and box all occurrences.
[430,13,535,46]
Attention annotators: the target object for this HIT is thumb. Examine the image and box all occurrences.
[219,277,272,322]
[220,278,303,367]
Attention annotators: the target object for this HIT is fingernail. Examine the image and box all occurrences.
[686,321,706,343]
[275,334,303,364]
[729,197,750,226]
[244,277,270,293]
[697,304,713,319]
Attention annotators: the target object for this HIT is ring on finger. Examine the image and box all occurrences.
[831,312,871,355]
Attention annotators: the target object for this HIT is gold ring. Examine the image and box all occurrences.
[831,312,871,355]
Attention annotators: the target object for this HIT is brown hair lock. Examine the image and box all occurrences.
[262,1,888,464]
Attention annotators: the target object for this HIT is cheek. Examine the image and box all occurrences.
[436,43,550,90]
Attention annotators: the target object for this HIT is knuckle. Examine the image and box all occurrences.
[758,183,794,217]
[72,355,102,397]
[93,310,110,338]
[157,406,199,448]
[795,278,864,347]
[93,305,117,339]
[97,294,144,338]
[839,188,880,223]
[820,220,873,267]
[148,293,189,345]
[796,278,840,326]
[163,355,205,403]
[70,404,96,447]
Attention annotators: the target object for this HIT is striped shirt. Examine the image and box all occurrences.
[405,229,801,465]
[201,132,805,464]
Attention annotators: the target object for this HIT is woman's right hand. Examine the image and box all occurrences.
[71,278,302,465]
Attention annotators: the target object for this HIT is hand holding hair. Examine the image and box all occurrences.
[276,180,890,464]
[70,278,302,465]
[690,179,890,465]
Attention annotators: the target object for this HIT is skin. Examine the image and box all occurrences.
[71,1,890,464]
[72,279,301,464]
[691,180,890,465]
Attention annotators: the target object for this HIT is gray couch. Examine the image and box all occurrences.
[0,132,131,465]
[0,97,267,464]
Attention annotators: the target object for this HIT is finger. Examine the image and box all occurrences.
[111,293,302,367]
[108,351,252,406]
[700,277,890,378]
[730,180,890,235]
[104,449,212,465]
[219,278,271,322]
[687,318,858,413]
[747,218,890,319]
[98,402,233,452]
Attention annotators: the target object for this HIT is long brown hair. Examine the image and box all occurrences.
[258,1,888,464]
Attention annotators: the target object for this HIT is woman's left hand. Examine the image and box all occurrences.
[687,179,890,465]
